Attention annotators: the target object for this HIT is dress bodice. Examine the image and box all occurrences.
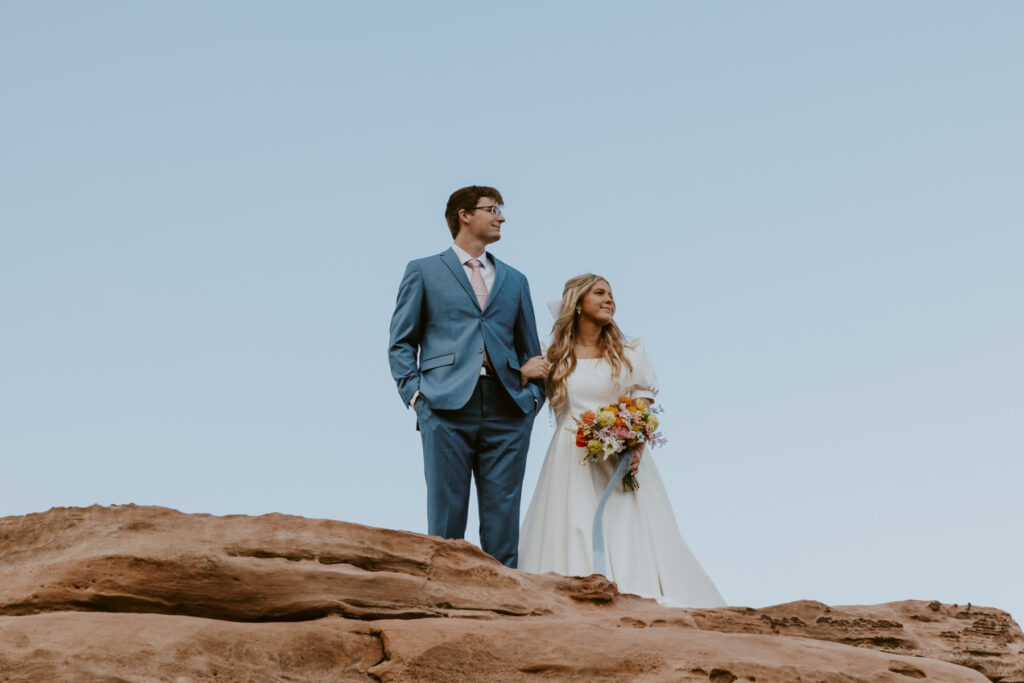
[555,340,659,426]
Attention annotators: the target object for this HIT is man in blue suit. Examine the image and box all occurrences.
[389,185,547,567]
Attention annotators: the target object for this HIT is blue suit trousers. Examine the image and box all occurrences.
[416,375,533,568]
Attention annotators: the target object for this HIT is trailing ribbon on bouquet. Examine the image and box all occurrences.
[591,448,635,576]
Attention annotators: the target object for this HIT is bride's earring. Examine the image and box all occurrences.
[575,306,581,316]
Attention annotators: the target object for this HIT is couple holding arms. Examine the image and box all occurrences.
[388,185,724,607]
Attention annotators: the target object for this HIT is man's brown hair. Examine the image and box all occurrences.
[445,185,504,238]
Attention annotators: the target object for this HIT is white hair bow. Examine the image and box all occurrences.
[546,300,562,320]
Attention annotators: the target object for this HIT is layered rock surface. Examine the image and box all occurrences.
[1,505,1021,682]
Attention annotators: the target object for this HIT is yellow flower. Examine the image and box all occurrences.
[645,414,659,430]
[595,411,616,428]
[587,439,603,455]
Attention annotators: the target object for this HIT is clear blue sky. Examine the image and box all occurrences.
[2,2,1021,620]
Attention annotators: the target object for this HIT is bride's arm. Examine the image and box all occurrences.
[630,398,653,474]
[519,355,549,387]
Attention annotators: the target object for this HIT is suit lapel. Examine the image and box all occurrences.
[440,248,480,308]
[486,254,508,312]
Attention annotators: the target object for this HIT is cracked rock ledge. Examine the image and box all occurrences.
[1,505,1021,682]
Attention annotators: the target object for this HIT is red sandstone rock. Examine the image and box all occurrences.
[0,505,1020,682]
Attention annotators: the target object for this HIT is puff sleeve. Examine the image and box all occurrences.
[626,338,659,403]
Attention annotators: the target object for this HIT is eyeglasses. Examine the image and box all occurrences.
[470,204,503,216]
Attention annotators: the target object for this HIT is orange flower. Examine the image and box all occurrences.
[581,410,596,426]
[575,428,588,447]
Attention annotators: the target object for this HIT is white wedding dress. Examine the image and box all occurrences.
[518,340,725,608]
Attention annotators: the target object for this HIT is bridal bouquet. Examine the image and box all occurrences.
[573,396,666,492]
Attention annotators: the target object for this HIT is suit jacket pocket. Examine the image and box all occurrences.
[420,353,456,372]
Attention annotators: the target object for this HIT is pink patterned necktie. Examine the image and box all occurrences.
[467,259,492,372]
[467,259,488,309]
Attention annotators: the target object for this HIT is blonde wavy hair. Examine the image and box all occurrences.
[545,274,632,414]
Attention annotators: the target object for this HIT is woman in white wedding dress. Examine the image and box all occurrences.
[518,274,725,608]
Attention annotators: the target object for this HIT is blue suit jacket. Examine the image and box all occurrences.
[389,248,546,414]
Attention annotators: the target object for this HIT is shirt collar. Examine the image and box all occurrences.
[451,243,490,271]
